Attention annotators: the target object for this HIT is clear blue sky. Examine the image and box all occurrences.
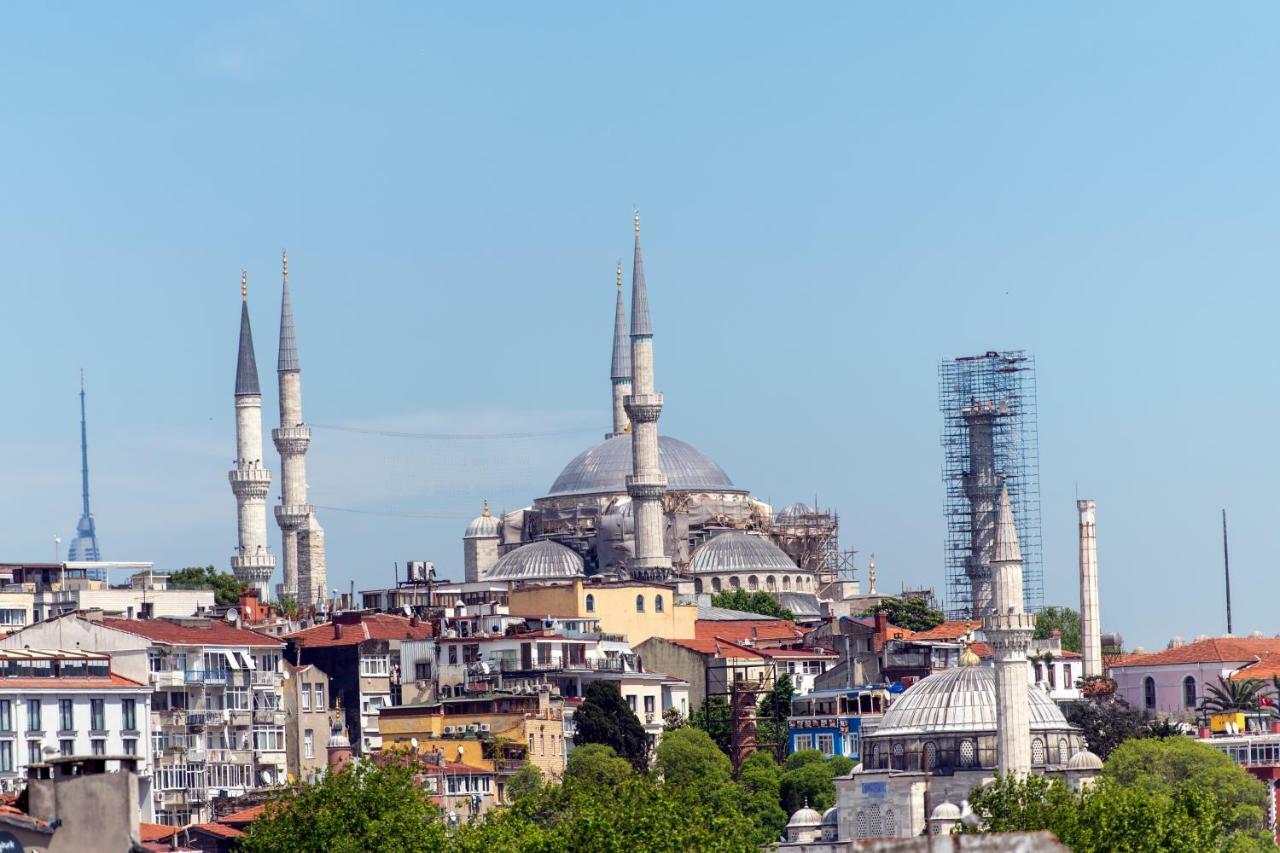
[2,4,1276,650]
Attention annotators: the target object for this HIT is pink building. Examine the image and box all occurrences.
[1108,637,1280,716]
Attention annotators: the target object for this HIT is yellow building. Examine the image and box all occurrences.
[508,580,696,646]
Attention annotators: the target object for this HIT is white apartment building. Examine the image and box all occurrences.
[0,612,286,826]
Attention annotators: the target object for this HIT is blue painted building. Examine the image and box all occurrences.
[787,686,894,760]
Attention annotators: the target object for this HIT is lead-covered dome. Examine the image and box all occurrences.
[690,531,799,574]
[545,434,738,497]
[487,540,584,581]
[872,665,1070,738]
[465,501,500,539]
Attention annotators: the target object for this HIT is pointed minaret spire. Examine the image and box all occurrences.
[229,273,275,598]
[608,260,633,438]
[278,249,299,372]
[235,272,261,397]
[630,209,652,337]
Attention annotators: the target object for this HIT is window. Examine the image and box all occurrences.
[783,576,791,591]
[585,594,595,613]
[0,742,11,773]
[794,734,813,751]
[301,686,312,712]
[817,733,834,755]
[1031,737,1046,764]
[448,645,458,665]
[59,739,73,757]
[253,726,285,752]
[123,739,137,756]
[1048,663,1056,689]
[27,741,40,766]
[360,655,390,676]
[59,700,74,733]
[626,695,637,712]
[643,695,655,716]
[884,808,896,837]
[855,811,867,838]
[313,684,324,711]
[26,700,39,732]
[0,701,11,733]
[654,595,664,613]
[868,804,882,837]
[1183,676,1197,709]
[414,662,432,681]
[1063,663,1072,686]
[711,578,721,593]
[0,610,25,627]
[90,699,105,732]
[748,575,758,591]
[959,739,976,767]
[123,699,136,732]
[1144,676,1157,710]
[635,595,645,613]
[304,729,314,759]
[923,741,937,770]
[91,739,105,756]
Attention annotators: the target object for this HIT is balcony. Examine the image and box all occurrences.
[159,711,187,728]
[188,710,228,728]
[251,671,278,686]
[252,709,287,726]
[149,671,186,688]
[495,760,527,773]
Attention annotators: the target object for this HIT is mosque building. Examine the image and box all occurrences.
[458,213,835,601]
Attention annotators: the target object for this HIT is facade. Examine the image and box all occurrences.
[688,531,816,596]
[787,687,890,761]
[282,662,334,783]
[508,579,697,646]
[1107,636,1280,716]
[464,503,501,582]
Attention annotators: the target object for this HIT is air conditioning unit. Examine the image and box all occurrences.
[479,723,491,733]
[467,724,479,733]
[443,726,456,735]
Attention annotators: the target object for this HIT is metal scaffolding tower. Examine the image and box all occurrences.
[939,351,1043,619]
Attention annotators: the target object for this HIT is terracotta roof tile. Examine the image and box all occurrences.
[0,674,144,689]
[694,619,806,644]
[139,822,178,842]
[667,637,767,659]
[99,618,282,648]
[1107,637,1280,669]
[218,803,266,825]
[1231,653,1280,682]
[191,823,245,839]
[907,620,972,641]
[287,613,433,649]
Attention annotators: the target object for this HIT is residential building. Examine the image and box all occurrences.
[284,611,433,753]
[282,662,334,783]
[1107,636,1280,716]
[0,562,214,622]
[508,579,697,645]
[360,580,510,615]
[787,686,891,761]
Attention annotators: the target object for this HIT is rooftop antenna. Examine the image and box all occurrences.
[1222,509,1233,636]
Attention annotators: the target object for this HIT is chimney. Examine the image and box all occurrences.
[332,620,342,640]
[874,609,888,642]
[410,613,419,628]
[1078,499,1102,678]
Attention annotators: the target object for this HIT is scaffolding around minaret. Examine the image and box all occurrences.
[939,351,1043,619]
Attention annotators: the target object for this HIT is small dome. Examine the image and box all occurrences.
[1067,749,1103,771]
[930,801,961,821]
[787,805,823,827]
[545,434,738,497]
[872,665,1071,738]
[488,540,584,581]
[690,531,799,575]
[465,501,500,539]
[777,502,814,519]
[820,807,838,826]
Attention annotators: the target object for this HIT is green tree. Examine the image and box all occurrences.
[241,756,447,853]
[564,743,634,788]
[661,705,686,732]
[1033,606,1082,653]
[756,672,795,755]
[709,589,795,621]
[505,763,543,802]
[1199,676,1265,714]
[737,751,788,843]
[168,565,244,607]
[572,681,649,770]
[779,751,841,813]
[1064,696,1148,760]
[860,596,944,632]
[654,727,733,790]
[690,695,733,755]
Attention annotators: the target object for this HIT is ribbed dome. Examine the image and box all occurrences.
[1067,749,1103,770]
[545,434,738,497]
[872,665,1070,738]
[487,540,584,581]
[465,503,499,539]
[787,806,823,827]
[777,502,814,518]
[930,801,961,820]
[820,807,838,826]
[689,531,798,574]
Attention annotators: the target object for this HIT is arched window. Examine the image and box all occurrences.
[959,739,976,767]
[654,595,664,613]
[747,575,759,591]
[711,577,722,593]
[694,579,703,594]
[585,594,595,613]
[1057,737,1069,764]
[868,804,882,837]
[891,741,904,769]
[783,576,792,591]
[1031,737,1045,765]
[923,741,937,770]
[1183,675,1197,709]
[855,811,867,839]
[883,808,896,837]
[766,575,776,590]
[635,595,645,613]
[729,576,741,589]
[1144,676,1157,710]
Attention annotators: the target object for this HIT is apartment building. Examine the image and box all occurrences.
[283,661,334,783]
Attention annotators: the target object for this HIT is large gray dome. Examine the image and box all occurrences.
[545,434,738,498]
[872,665,1070,738]
[487,540,584,581]
[689,531,799,574]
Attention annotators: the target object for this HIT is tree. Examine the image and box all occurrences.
[661,705,686,732]
[654,727,732,791]
[1199,676,1265,714]
[756,672,795,754]
[709,589,794,621]
[564,743,634,788]
[505,764,543,802]
[690,696,733,756]
[168,565,244,607]
[1033,606,1082,654]
[241,756,447,853]
[1064,696,1148,760]
[737,751,788,843]
[778,751,844,813]
[572,681,648,770]
[859,597,944,632]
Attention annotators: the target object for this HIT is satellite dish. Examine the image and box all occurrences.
[410,737,419,751]
[225,608,239,624]
[261,769,275,785]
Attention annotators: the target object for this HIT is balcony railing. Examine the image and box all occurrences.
[251,671,278,686]
[497,658,628,674]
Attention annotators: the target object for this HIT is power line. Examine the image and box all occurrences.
[310,423,599,441]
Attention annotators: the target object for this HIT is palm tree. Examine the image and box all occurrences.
[1198,676,1265,714]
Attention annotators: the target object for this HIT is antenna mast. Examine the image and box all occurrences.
[1222,509,1233,636]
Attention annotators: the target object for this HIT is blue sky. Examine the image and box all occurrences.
[1,4,1276,649]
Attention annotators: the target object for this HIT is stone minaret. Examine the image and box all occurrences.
[623,211,672,577]
[982,483,1035,777]
[963,403,1001,619]
[272,251,327,607]
[229,272,276,598]
[608,261,633,439]
[1078,499,1102,678]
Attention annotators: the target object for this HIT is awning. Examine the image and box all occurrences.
[239,652,256,670]
[222,651,240,670]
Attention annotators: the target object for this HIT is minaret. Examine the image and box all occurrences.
[963,403,1001,619]
[67,370,101,561]
[1078,499,1102,678]
[623,211,672,577]
[229,272,276,598]
[272,251,327,607]
[982,484,1035,777]
[608,261,633,438]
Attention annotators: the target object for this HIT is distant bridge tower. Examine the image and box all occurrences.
[66,370,101,562]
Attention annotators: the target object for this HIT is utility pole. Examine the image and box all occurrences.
[1222,509,1233,636]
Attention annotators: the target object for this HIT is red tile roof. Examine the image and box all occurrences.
[287,613,433,649]
[0,674,145,689]
[217,803,266,825]
[99,618,282,648]
[191,822,245,839]
[139,822,178,842]
[906,620,972,641]
[1231,653,1280,682]
[694,620,807,644]
[667,637,766,658]
[1107,637,1280,669]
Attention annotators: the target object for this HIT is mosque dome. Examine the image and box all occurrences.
[1067,749,1103,771]
[487,539,584,581]
[464,501,500,539]
[776,501,814,519]
[689,531,799,575]
[820,807,839,827]
[930,801,961,821]
[872,665,1071,739]
[545,434,738,498]
[787,805,823,828]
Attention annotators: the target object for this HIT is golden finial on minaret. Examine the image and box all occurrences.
[867,553,877,594]
[241,270,247,302]
[482,499,491,518]
[616,260,623,289]
[282,249,288,285]
[633,208,640,237]
[960,620,981,667]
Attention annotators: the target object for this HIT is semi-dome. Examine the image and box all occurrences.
[1067,749,1103,770]
[487,540,584,581]
[464,501,500,539]
[689,531,799,574]
[872,665,1070,738]
[544,434,738,497]
[930,801,961,821]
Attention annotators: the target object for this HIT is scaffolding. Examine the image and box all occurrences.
[939,351,1043,619]
[772,507,842,585]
